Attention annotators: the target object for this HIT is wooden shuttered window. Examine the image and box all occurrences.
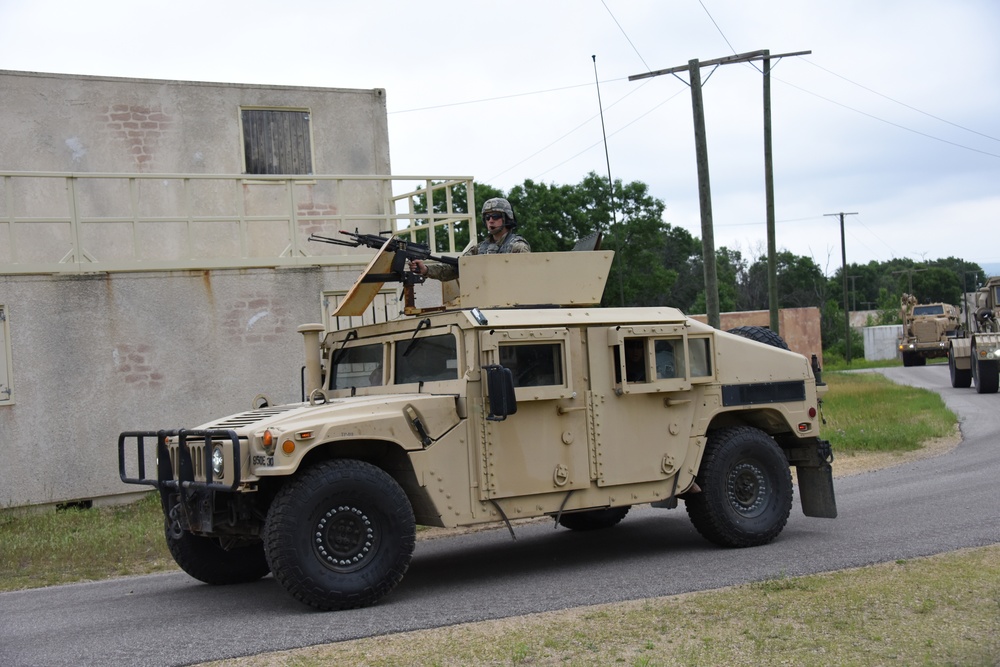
[241,109,313,175]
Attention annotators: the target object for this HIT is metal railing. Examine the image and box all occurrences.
[0,172,477,274]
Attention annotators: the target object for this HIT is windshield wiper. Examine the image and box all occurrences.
[402,319,431,357]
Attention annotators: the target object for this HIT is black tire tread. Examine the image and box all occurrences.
[685,426,792,548]
[264,459,415,610]
[558,506,630,531]
[726,326,790,350]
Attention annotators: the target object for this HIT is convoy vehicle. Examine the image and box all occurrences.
[119,247,837,610]
[948,276,1000,393]
[897,294,961,367]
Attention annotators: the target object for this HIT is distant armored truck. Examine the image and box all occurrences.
[897,294,960,367]
[119,248,836,610]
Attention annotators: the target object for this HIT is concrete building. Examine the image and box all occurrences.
[0,70,473,508]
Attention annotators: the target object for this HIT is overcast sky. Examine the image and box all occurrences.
[2,0,998,275]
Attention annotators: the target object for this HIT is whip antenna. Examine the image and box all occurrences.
[592,54,625,306]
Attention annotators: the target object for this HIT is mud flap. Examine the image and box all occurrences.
[796,464,838,518]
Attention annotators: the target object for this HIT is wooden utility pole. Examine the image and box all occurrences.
[688,59,719,327]
[630,49,809,331]
[825,212,858,363]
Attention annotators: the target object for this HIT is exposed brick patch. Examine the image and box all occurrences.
[99,104,174,172]
[224,296,293,346]
[113,343,164,389]
[297,202,340,238]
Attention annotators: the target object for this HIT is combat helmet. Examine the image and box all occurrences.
[481,197,516,229]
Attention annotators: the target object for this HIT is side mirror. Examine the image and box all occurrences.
[482,364,517,421]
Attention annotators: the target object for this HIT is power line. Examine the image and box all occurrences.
[802,59,1000,144]
[774,75,1000,160]
[600,0,651,71]
[697,0,738,56]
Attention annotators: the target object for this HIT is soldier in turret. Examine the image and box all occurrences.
[410,197,530,282]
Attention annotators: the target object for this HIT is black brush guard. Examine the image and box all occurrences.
[118,429,242,492]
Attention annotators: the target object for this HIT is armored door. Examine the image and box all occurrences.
[477,328,591,500]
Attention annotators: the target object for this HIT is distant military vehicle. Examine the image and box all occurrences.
[119,243,836,610]
[897,294,961,367]
[948,276,1000,393]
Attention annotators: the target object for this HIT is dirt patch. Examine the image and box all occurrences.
[831,424,962,477]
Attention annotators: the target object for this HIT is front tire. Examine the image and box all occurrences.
[685,426,793,548]
[949,346,972,388]
[264,459,415,610]
[972,343,999,394]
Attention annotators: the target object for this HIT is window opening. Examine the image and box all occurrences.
[690,338,712,377]
[499,343,563,387]
[241,108,313,175]
[394,333,458,384]
[654,339,684,379]
[330,342,383,389]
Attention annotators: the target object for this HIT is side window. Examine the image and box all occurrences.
[0,305,11,405]
[499,343,564,387]
[690,337,712,378]
[395,333,458,384]
[241,108,314,175]
[654,338,685,379]
[330,342,383,389]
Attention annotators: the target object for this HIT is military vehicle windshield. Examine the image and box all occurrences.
[330,343,383,389]
[330,333,460,388]
[395,333,459,384]
[913,305,945,316]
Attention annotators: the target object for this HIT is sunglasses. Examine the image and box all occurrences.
[483,213,504,222]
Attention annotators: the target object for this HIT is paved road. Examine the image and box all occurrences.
[2,365,998,667]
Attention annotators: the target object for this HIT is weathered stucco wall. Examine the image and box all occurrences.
[0,70,397,507]
[0,268,366,507]
[0,69,389,174]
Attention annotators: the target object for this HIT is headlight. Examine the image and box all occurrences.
[211,444,225,478]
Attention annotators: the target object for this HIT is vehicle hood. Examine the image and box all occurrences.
[196,393,462,449]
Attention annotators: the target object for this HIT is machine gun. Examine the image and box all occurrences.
[309,230,460,314]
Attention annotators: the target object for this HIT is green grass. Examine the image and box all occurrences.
[820,371,955,454]
[0,493,173,590]
[204,546,1000,667]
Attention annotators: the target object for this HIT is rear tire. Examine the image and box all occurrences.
[948,346,972,388]
[558,506,630,531]
[685,426,792,548]
[264,459,415,610]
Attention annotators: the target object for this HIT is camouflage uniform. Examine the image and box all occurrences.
[425,198,530,282]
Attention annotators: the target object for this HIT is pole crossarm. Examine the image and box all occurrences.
[628,49,811,81]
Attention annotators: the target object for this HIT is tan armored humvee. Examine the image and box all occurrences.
[897,294,961,367]
[119,249,836,611]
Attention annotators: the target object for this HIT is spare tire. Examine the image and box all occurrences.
[727,325,790,350]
